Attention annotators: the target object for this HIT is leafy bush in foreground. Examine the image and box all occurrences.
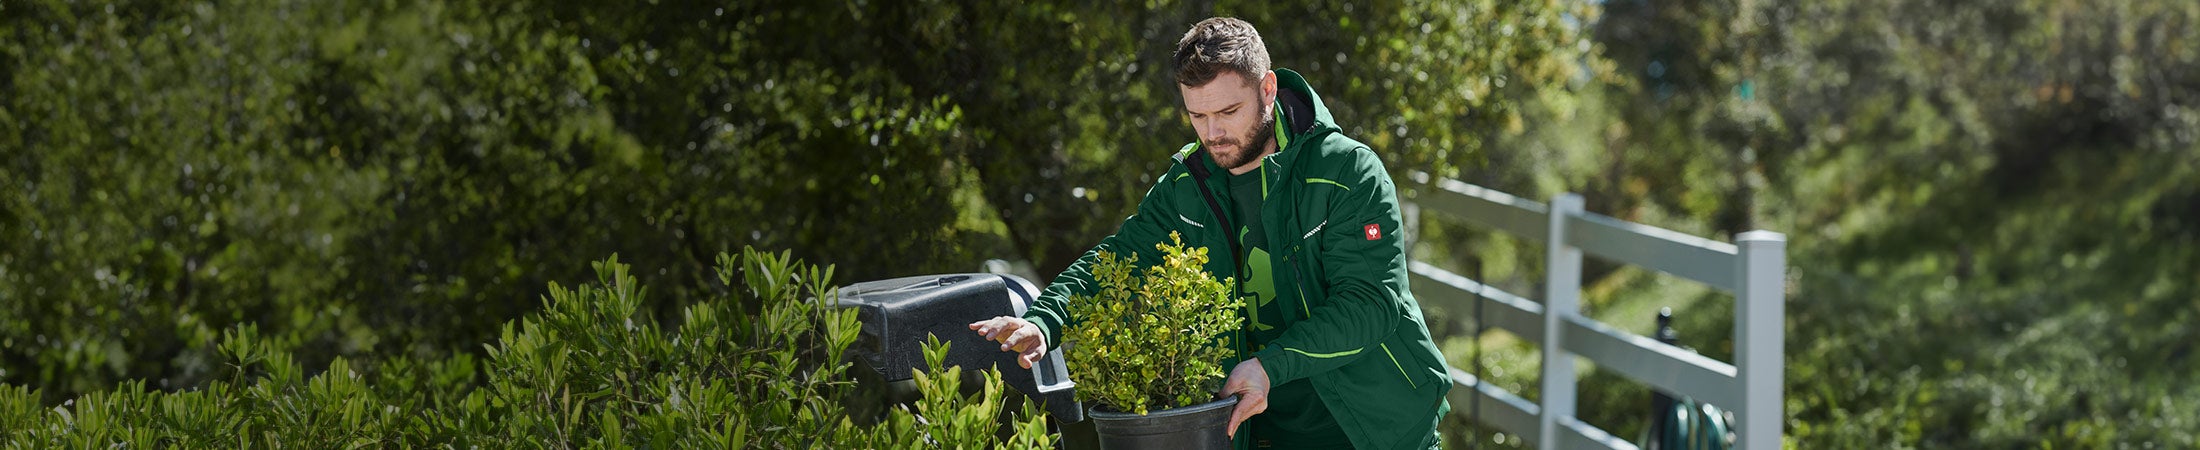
[0,249,1049,448]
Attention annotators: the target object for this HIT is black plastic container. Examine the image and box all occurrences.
[831,273,1082,421]
[1087,396,1238,450]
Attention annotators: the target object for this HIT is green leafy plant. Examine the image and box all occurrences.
[0,250,1052,448]
[1062,232,1243,415]
[879,334,1057,450]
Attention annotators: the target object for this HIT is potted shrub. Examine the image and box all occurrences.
[1062,233,1244,450]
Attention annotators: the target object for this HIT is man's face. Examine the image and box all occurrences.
[1180,71,1277,175]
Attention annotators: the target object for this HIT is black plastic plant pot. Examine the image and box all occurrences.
[1088,395,1239,450]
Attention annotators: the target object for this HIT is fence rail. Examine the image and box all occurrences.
[1404,172,1786,450]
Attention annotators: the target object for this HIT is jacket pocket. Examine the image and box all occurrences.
[1378,342,1420,389]
[1285,219,1327,321]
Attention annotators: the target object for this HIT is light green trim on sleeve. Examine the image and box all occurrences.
[1284,346,1363,359]
[1304,178,1351,191]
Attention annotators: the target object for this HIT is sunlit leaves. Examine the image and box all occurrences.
[1063,232,1241,415]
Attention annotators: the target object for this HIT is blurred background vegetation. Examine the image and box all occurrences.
[2,0,2195,447]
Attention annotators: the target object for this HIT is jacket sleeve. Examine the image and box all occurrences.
[1022,171,1183,350]
[1252,150,1411,384]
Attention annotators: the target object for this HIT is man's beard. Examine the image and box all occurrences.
[1208,106,1277,172]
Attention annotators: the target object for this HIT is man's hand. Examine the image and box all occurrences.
[1220,358,1271,438]
[967,316,1047,369]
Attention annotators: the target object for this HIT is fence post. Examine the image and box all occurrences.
[1736,231,1787,449]
[1538,194,1584,449]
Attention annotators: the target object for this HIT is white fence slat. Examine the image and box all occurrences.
[1558,416,1642,450]
[1447,367,1543,440]
[1560,315,1744,408]
[1563,213,1740,291]
[1408,262,1546,343]
[1407,171,1550,238]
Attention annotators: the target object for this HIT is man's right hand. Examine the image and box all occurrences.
[968,316,1047,369]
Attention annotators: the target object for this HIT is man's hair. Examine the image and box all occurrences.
[1172,17,1269,88]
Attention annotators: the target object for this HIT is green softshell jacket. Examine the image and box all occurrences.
[1023,69,1452,450]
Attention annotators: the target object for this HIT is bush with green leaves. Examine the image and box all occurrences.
[1062,233,1243,415]
[0,0,1595,403]
[0,249,1051,448]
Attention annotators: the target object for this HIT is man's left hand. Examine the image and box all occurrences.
[1220,357,1270,438]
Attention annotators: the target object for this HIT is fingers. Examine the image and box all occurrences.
[1005,327,1045,355]
[997,326,1027,351]
[968,318,996,339]
[972,317,1047,363]
[1019,347,1042,369]
[1224,392,1266,438]
[971,317,996,336]
[1225,402,1245,437]
[1219,358,1270,438]
[968,317,1018,342]
[984,318,1023,342]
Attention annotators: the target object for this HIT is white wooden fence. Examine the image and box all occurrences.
[1403,172,1786,450]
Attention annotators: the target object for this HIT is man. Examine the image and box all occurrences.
[970,17,1451,449]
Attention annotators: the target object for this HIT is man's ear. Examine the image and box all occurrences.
[1262,70,1278,104]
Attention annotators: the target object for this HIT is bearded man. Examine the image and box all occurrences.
[973,17,1452,450]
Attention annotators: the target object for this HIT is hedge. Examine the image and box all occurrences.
[0,249,1049,448]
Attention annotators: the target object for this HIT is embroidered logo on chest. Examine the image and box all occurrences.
[1364,224,1382,240]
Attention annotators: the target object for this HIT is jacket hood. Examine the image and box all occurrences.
[1272,68,1339,141]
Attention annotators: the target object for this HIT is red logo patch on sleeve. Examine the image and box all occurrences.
[1364,224,1382,240]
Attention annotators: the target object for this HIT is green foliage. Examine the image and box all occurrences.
[1590,0,2200,447]
[0,0,1002,402]
[0,250,1050,448]
[0,0,1591,405]
[1063,233,1242,415]
[897,335,1057,450]
[14,0,2191,447]
[1421,0,2200,447]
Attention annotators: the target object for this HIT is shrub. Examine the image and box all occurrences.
[1062,232,1243,415]
[0,249,1051,448]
